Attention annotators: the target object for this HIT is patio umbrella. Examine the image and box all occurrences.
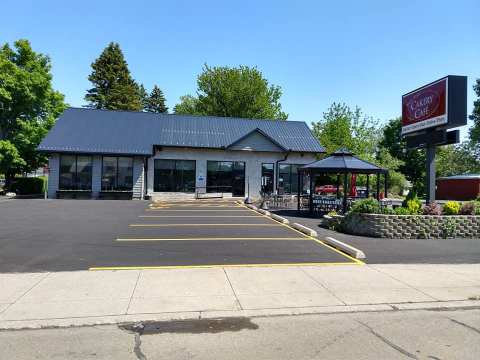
[349,173,357,197]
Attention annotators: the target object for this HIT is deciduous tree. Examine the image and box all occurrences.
[312,103,380,161]
[469,78,480,145]
[174,64,287,120]
[0,39,66,183]
[379,117,426,194]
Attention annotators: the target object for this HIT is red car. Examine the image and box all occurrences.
[315,185,342,195]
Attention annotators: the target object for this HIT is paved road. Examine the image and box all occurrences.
[1,309,479,359]
[277,210,480,264]
[0,199,353,272]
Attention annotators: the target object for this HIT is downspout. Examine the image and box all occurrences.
[275,150,291,194]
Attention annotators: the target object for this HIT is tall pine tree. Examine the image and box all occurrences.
[145,85,168,113]
[85,42,142,111]
[138,84,149,110]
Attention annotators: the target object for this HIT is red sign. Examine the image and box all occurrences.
[402,78,448,135]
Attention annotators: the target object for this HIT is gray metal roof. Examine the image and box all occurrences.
[38,108,324,155]
[437,174,480,180]
[301,148,387,174]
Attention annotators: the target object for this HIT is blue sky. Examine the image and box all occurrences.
[3,0,479,137]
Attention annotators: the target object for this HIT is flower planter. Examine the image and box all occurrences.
[342,213,480,239]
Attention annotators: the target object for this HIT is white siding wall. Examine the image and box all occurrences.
[47,154,60,198]
[147,147,317,200]
[132,157,145,199]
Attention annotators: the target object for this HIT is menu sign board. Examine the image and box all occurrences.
[402,78,448,135]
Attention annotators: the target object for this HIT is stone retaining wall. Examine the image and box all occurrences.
[342,213,480,239]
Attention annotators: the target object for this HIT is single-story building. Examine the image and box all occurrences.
[37,108,324,200]
[436,174,480,201]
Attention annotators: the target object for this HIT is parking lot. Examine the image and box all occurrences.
[0,199,358,273]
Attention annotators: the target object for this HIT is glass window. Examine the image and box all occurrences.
[101,157,117,190]
[117,157,133,190]
[154,159,195,192]
[59,155,92,190]
[261,163,274,194]
[278,164,300,194]
[177,160,196,192]
[101,157,133,191]
[207,161,245,195]
[207,161,232,192]
[59,155,76,190]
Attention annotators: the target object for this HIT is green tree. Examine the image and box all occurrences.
[469,78,480,145]
[436,143,480,177]
[145,85,168,113]
[375,147,407,195]
[379,117,426,194]
[174,95,202,115]
[0,140,25,178]
[312,103,380,161]
[0,39,66,184]
[85,42,142,111]
[174,64,288,120]
[138,84,149,110]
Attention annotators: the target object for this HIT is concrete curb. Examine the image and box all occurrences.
[291,223,318,237]
[324,236,366,259]
[257,208,271,216]
[1,300,479,330]
[270,213,289,224]
[245,204,258,211]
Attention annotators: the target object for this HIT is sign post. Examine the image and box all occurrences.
[425,143,436,203]
[401,75,467,203]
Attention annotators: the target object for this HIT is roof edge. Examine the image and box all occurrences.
[225,128,289,151]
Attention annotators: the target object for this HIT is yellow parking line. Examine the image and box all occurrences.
[89,262,359,271]
[116,237,307,241]
[149,206,241,208]
[129,223,278,227]
[145,209,249,212]
[139,215,259,218]
[237,203,365,265]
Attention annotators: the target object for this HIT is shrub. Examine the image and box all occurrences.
[394,206,412,215]
[326,210,338,217]
[349,198,380,214]
[459,202,476,215]
[443,201,460,215]
[406,199,422,214]
[7,177,47,195]
[381,207,395,215]
[423,202,442,215]
[402,190,418,207]
[475,202,480,215]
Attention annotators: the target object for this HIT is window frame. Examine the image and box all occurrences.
[277,163,301,195]
[206,160,245,194]
[59,154,93,191]
[101,156,134,192]
[153,159,196,193]
[261,162,275,194]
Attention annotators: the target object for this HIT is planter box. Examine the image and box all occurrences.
[342,213,480,239]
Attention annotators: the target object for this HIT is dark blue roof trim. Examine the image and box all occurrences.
[38,108,325,155]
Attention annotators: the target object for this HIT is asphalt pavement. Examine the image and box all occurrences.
[0,199,354,272]
[276,210,480,264]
